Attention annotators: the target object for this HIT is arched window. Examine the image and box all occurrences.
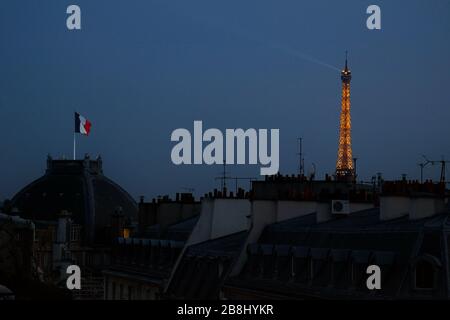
[414,257,436,290]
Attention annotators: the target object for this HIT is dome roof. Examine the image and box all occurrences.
[11,155,137,241]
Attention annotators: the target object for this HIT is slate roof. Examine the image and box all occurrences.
[166,231,248,299]
[105,215,200,284]
[225,208,450,299]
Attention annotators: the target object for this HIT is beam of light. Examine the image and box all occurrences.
[165,4,341,73]
[251,37,341,72]
[217,20,341,72]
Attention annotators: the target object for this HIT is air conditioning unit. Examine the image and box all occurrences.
[331,200,350,215]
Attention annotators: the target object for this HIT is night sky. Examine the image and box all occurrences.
[1,0,449,200]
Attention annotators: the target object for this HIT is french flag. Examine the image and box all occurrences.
[75,112,92,136]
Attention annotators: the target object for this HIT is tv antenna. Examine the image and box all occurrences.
[418,155,432,183]
[214,161,230,193]
[214,162,257,194]
[297,138,305,176]
[421,155,450,184]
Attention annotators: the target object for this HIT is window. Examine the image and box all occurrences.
[274,245,292,281]
[136,285,142,300]
[128,285,133,300]
[290,258,295,278]
[261,245,275,278]
[330,249,350,287]
[415,259,435,290]
[111,282,116,300]
[70,225,81,242]
[350,261,368,288]
[146,289,153,299]
[218,262,224,278]
[309,258,315,280]
[350,251,371,288]
[293,247,309,283]
[119,284,124,300]
[86,253,93,266]
[350,261,356,285]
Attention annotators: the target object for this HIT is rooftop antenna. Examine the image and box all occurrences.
[214,161,230,193]
[297,138,305,176]
[422,155,450,184]
[214,162,257,195]
[418,155,432,183]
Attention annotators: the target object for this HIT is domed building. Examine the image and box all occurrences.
[11,155,138,242]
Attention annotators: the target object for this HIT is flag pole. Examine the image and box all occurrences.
[73,132,76,160]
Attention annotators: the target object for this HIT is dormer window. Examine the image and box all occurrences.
[414,255,440,290]
[274,245,291,281]
[309,248,330,286]
[293,246,309,284]
[218,262,224,278]
[122,228,130,239]
[350,250,371,288]
[70,224,81,242]
[309,258,315,280]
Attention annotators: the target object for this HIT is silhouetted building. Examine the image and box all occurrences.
[137,193,200,236]
[103,215,199,300]
[0,211,70,299]
[5,155,138,299]
[102,193,200,300]
[221,180,450,299]
[11,154,137,242]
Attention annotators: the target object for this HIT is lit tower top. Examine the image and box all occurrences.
[335,52,354,180]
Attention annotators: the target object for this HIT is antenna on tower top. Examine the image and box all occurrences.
[345,51,348,69]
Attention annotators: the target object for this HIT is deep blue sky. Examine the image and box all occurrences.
[1,0,449,200]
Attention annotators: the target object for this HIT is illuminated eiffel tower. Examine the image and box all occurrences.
[335,52,354,181]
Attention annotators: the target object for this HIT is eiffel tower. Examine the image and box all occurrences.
[335,52,355,181]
